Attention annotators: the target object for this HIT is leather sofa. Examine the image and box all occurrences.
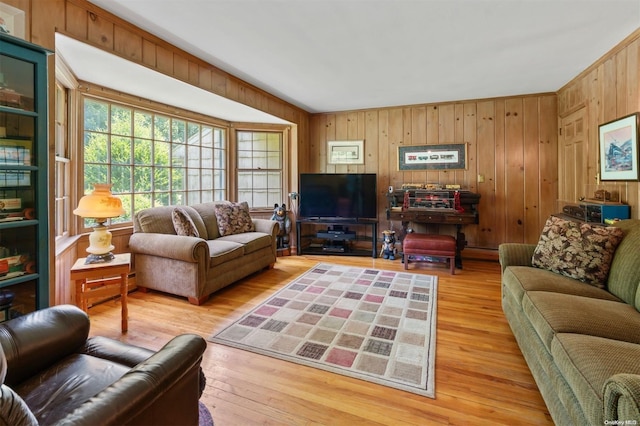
[0,304,207,426]
[500,218,640,425]
[130,202,278,305]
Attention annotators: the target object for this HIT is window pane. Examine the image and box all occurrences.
[134,193,153,212]
[154,168,170,191]
[187,123,200,145]
[171,144,185,167]
[172,119,186,143]
[201,147,213,168]
[202,126,213,147]
[188,169,200,190]
[172,168,185,191]
[155,141,170,166]
[84,99,108,132]
[111,105,132,136]
[188,191,200,205]
[188,145,200,167]
[84,132,108,163]
[134,166,152,192]
[134,110,152,138]
[84,164,108,192]
[112,165,131,193]
[154,115,170,141]
[134,139,152,165]
[155,193,170,206]
[111,136,132,164]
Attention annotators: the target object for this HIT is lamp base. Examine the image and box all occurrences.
[84,252,115,264]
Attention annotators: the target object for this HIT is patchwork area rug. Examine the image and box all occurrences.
[209,263,437,397]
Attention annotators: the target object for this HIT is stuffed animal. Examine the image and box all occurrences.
[271,203,292,249]
[380,230,397,260]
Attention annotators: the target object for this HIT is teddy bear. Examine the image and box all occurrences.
[271,203,291,249]
[380,230,397,260]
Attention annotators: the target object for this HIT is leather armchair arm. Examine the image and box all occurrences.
[0,305,90,387]
[58,334,207,426]
[129,233,210,263]
[81,336,155,368]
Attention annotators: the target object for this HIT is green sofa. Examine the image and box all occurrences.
[500,219,640,425]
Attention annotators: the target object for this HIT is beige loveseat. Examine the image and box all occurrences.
[500,217,640,425]
[129,202,278,305]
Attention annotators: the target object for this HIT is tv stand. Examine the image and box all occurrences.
[296,218,378,258]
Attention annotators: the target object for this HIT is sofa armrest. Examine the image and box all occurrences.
[604,373,640,423]
[253,218,278,236]
[0,305,90,387]
[58,334,207,426]
[129,233,209,263]
[498,243,536,273]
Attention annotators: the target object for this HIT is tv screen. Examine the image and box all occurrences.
[299,173,377,219]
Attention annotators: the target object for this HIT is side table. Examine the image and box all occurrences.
[70,253,130,332]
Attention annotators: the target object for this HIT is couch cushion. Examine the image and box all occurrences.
[502,266,621,306]
[191,202,229,240]
[531,215,624,288]
[217,232,272,254]
[172,207,199,237]
[214,202,255,236]
[608,220,640,308]
[134,205,207,238]
[551,333,640,425]
[206,240,244,267]
[523,291,640,351]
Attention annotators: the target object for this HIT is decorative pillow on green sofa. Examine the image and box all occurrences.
[531,215,624,288]
[172,207,200,237]
[214,201,255,236]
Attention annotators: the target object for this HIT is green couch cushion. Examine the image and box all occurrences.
[551,333,640,425]
[523,291,640,350]
[503,266,620,307]
[609,220,640,309]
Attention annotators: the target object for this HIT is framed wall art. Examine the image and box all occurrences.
[328,140,364,165]
[599,113,639,181]
[398,143,466,171]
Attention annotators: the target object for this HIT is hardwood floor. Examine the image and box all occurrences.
[87,255,553,425]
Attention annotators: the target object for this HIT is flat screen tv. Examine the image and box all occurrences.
[299,173,377,220]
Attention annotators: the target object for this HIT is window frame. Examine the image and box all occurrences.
[232,124,291,212]
[77,87,231,232]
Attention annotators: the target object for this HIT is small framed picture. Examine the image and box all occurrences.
[598,113,639,181]
[328,140,364,165]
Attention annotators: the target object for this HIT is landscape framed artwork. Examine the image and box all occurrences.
[398,143,466,171]
[599,113,639,181]
[327,140,364,164]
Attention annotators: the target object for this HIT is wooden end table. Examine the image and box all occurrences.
[70,253,130,333]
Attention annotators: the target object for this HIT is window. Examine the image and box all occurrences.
[82,97,227,226]
[54,82,71,240]
[236,130,283,208]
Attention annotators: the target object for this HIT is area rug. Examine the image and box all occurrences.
[209,263,437,397]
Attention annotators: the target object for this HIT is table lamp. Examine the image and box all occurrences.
[73,183,125,264]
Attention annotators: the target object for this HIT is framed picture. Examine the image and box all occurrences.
[0,2,26,40]
[398,143,467,171]
[328,140,364,165]
[599,113,639,181]
[0,138,31,165]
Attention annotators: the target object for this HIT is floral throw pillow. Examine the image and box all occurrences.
[172,207,199,237]
[214,201,255,236]
[531,215,624,288]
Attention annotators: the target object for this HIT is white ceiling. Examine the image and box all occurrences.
[78,0,639,117]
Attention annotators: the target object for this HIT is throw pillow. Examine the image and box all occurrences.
[214,201,255,236]
[531,215,624,288]
[172,207,199,237]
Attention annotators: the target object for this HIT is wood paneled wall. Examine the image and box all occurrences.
[557,29,640,216]
[308,94,558,249]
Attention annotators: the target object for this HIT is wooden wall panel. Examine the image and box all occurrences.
[308,93,558,249]
[558,28,640,220]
